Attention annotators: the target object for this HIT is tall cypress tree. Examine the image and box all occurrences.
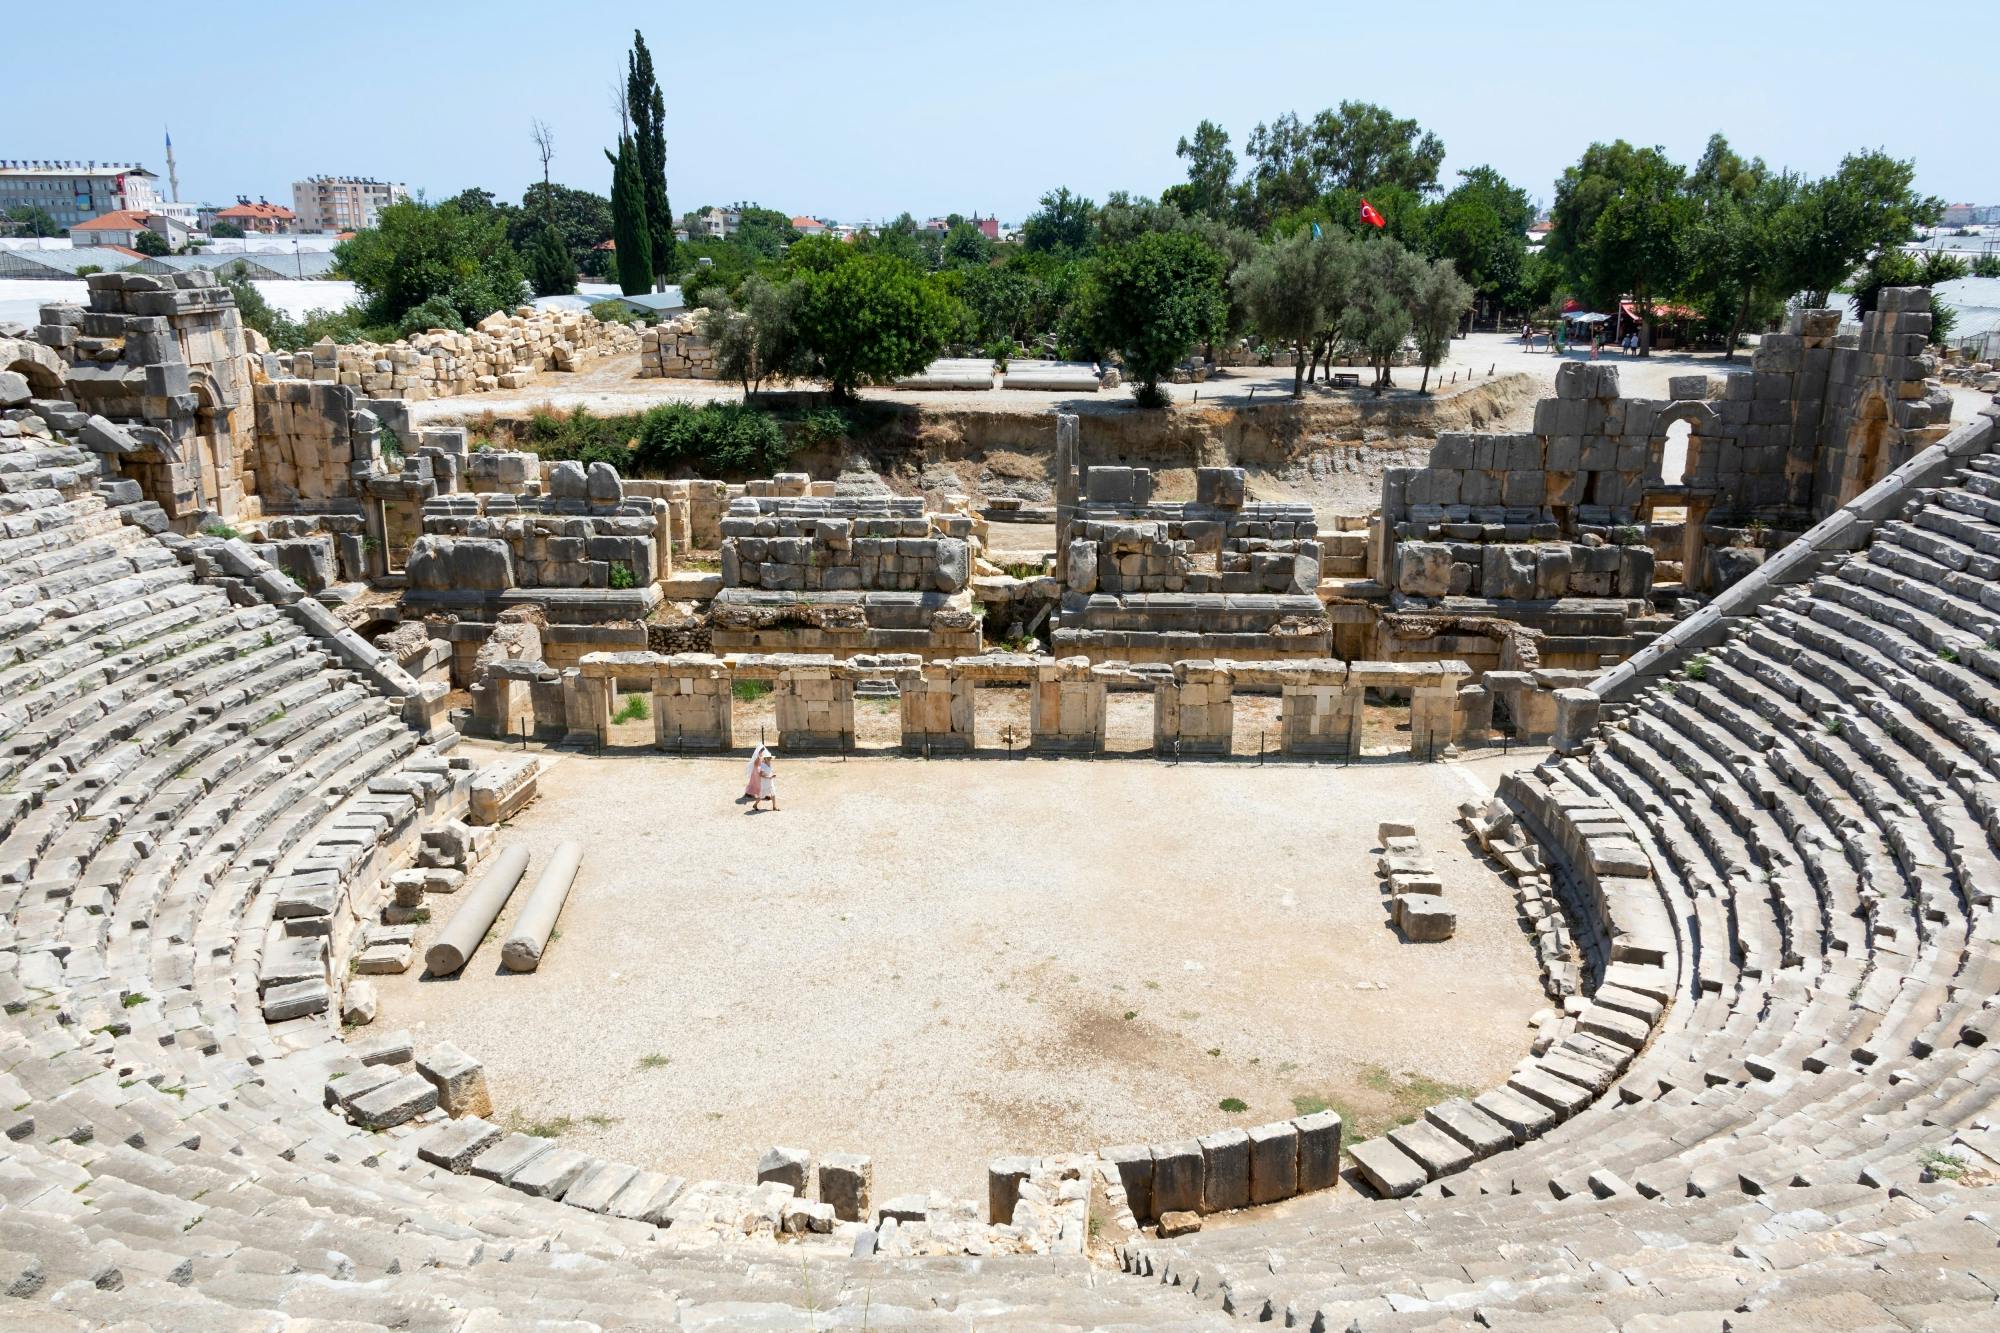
[626,31,674,291]
[605,136,653,297]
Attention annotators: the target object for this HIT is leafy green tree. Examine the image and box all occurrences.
[449,187,504,217]
[133,229,172,257]
[732,205,801,259]
[1851,247,1965,343]
[1411,257,1473,393]
[507,183,613,269]
[625,30,674,290]
[1690,168,1798,359]
[1342,236,1426,391]
[791,253,958,399]
[1240,102,1445,228]
[941,221,993,268]
[1781,151,1941,307]
[1235,229,1353,397]
[943,263,1040,345]
[1023,187,1097,256]
[333,197,527,327]
[700,272,809,396]
[207,219,246,240]
[526,223,577,296]
[1086,230,1228,405]
[854,212,943,269]
[1426,166,1532,316]
[1174,119,1237,218]
[606,135,653,296]
[1547,141,1695,353]
[3,204,61,238]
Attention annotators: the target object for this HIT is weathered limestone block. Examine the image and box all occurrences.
[1197,1129,1250,1213]
[416,1041,493,1118]
[469,756,539,825]
[1029,658,1105,754]
[899,669,975,754]
[1396,541,1453,597]
[1247,1121,1300,1205]
[1395,893,1458,941]
[1293,1110,1343,1193]
[987,1156,1033,1224]
[758,1146,813,1198]
[817,1152,873,1222]
[1150,1141,1204,1216]
[1100,1144,1155,1221]
[406,535,515,592]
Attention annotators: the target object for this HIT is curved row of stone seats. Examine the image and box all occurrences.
[0,407,1246,1327]
[1113,426,2000,1326]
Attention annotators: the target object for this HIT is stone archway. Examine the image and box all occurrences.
[1649,400,1717,489]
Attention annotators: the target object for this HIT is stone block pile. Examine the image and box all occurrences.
[410,462,670,598]
[719,495,971,594]
[271,307,641,399]
[1377,821,1455,941]
[1056,466,1331,661]
[637,310,720,378]
[1461,799,1577,998]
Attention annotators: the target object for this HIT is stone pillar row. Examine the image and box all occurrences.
[559,651,1486,758]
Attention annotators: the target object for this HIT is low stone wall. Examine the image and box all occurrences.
[555,650,1478,758]
[410,460,671,599]
[270,307,641,400]
[637,311,719,379]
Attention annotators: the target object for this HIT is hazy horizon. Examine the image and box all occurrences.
[10,1,1988,225]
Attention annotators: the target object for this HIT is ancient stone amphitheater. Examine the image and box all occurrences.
[3,276,1999,1329]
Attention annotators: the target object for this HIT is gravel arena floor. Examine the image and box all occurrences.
[378,743,1549,1203]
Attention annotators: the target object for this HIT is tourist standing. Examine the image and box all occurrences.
[748,748,779,812]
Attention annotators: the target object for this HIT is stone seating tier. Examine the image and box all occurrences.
[5,364,2000,1326]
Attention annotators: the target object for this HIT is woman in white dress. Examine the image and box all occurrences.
[745,746,778,812]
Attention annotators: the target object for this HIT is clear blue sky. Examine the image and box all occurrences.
[13,2,1986,221]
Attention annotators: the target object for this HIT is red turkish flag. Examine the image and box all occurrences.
[1359,198,1386,229]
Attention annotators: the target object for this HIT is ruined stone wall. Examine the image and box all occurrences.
[250,380,385,506]
[414,463,667,593]
[1813,289,1958,508]
[29,271,256,525]
[637,311,719,379]
[719,500,971,594]
[268,307,640,400]
[1380,295,1954,601]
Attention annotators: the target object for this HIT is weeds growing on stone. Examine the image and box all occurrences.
[1682,654,1710,681]
[612,693,650,724]
[732,679,773,702]
[1919,1146,1968,1180]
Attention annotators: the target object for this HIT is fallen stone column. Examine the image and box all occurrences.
[501,840,583,973]
[425,845,531,976]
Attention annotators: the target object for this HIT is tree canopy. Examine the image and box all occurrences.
[1085,230,1228,402]
[333,197,526,329]
[788,248,958,399]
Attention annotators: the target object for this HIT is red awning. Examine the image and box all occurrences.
[1621,300,1700,321]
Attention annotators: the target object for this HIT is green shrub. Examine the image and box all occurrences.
[590,299,644,326]
[608,565,636,590]
[200,522,241,540]
[790,407,851,450]
[633,402,794,475]
[731,679,772,703]
[396,295,465,338]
